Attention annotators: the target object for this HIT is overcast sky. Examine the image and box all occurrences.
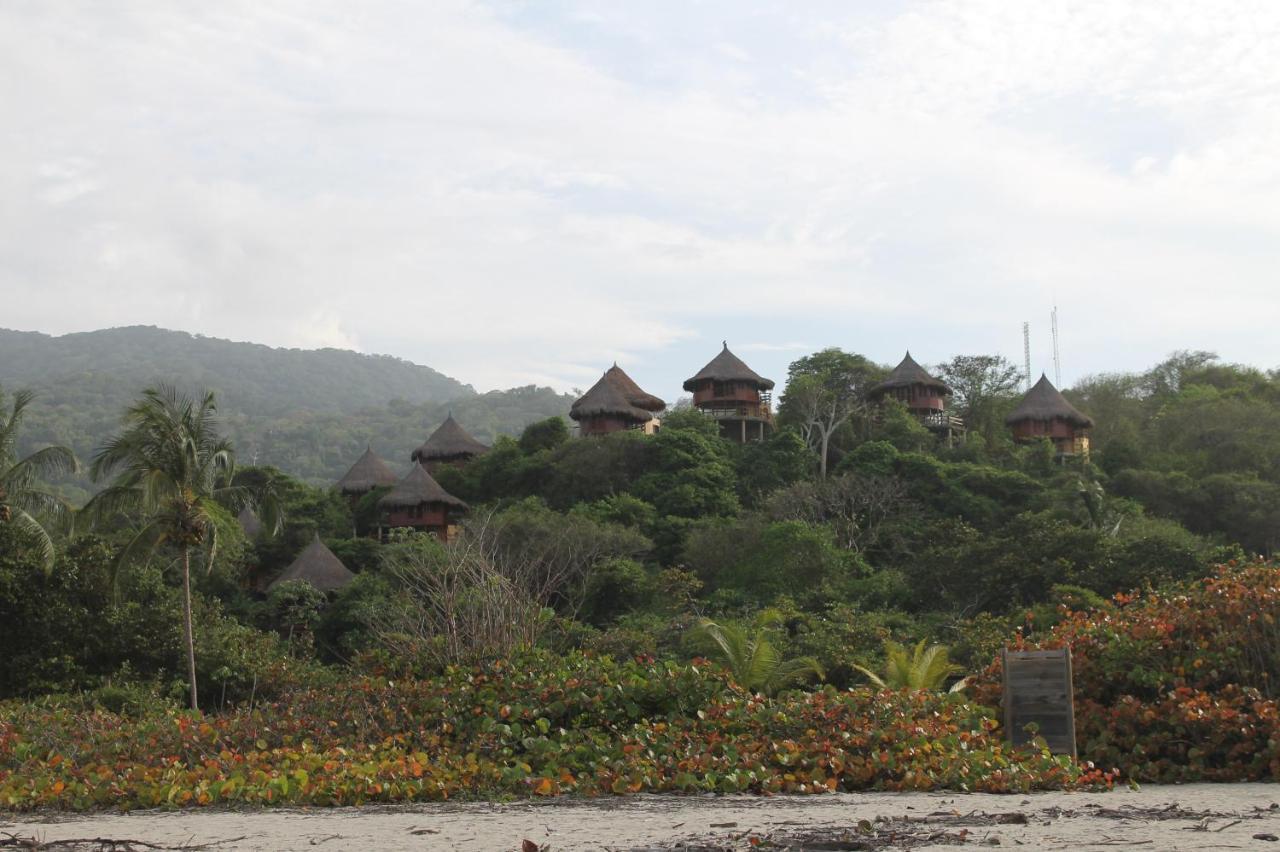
[2,1,1278,399]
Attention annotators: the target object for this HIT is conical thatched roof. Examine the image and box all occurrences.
[379,464,468,509]
[237,506,263,538]
[569,373,654,423]
[604,364,665,412]
[269,534,354,592]
[411,413,490,463]
[683,343,775,391]
[1006,374,1094,428]
[335,447,400,494]
[874,351,951,395]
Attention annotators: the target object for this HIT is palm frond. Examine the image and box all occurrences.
[860,638,968,692]
[743,633,780,691]
[852,663,888,689]
[768,656,824,691]
[9,488,74,534]
[81,485,146,528]
[7,445,78,482]
[109,521,168,595]
[9,508,57,573]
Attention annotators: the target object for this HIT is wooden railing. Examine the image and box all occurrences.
[918,411,965,432]
[697,404,774,422]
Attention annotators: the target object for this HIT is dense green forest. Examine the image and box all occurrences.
[0,327,574,495]
[2,343,1279,808]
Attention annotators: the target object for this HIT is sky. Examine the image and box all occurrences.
[2,1,1278,401]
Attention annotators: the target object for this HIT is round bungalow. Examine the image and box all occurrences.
[683,342,775,443]
[1006,374,1094,457]
[269,534,355,593]
[411,413,490,472]
[379,464,468,542]
[334,447,399,498]
[570,372,655,436]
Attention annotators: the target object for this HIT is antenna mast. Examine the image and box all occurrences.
[1022,321,1032,391]
[1051,306,1061,387]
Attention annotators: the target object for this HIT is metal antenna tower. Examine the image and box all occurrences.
[1050,306,1062,387]
[1022,321,1032,391]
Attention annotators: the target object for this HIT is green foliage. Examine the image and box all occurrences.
[693,614,824,695]
[853,639,966,692]
[86,386,249,710]
[0,652,1113,810]
[934,355,1023,443]
[315,572,397,662]
[0,387,78,570]
[266,580,328,639]
[973,561,1280,782]
[0,327,574,489]
[866,398,934,452]
[733,428,812,506]
[778,349,885,477]
[518,416,570,454]
[0,525,308,706]
[837,440,900,477]
[570,494,657,530]
[683,518,853,608]
[580,558,653,626]
[6,338,1280,804]
[633,419,739,520]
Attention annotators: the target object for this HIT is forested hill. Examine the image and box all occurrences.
[0,326,471,414]
[0,326,574,496]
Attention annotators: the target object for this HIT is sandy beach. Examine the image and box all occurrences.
[4,784,1279,851]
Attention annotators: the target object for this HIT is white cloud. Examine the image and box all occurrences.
[1,0,1278,392]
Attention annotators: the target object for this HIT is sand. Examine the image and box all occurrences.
[3,785,1279,851]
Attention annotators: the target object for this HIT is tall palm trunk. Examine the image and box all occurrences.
[181,547,198,711]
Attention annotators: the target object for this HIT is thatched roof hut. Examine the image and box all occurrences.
[411,413,490,464]
[335,447,399,494]
[379,464,468,510]
[873,351,950,396]
[683,343,775,392]
[1006,375,1094,427]
[604,364,665,412]
[569,373,654,424]
[237,506,263,538]
[269,534,354,592]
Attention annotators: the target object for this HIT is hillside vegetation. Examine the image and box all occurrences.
[2,342,1279,809]
[0,327,573,493]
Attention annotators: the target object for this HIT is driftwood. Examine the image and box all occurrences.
[614,802,1280,851]
[0,834,248,852]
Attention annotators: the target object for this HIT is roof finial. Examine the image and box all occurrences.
[722,340,728,349]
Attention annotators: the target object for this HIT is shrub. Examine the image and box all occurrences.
[0,652,1111,810]
[971,561,1280,782]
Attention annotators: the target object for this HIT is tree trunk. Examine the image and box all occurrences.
[819,427,831,479]
[181,547,199,711]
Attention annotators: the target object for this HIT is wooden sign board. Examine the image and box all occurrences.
[1001,648,1076,758]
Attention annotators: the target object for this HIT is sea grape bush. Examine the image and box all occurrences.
[0,652,1109,811]
[972,560,1280,783]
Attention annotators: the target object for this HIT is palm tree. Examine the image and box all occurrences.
[87,386,249,711]
[0,387,77,571]
[854,639,968,693]
[693,613,824,695]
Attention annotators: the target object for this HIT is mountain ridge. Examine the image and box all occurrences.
[0,325,572,496]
